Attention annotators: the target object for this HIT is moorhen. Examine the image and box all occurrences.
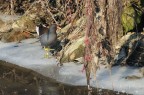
[36,24,57,58]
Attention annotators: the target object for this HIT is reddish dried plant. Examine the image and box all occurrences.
[84,0,96,89]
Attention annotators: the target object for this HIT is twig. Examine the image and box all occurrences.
[46,8,59,25]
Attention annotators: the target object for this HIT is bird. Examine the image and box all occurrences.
[36,24,57,58]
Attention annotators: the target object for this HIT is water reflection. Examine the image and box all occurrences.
[0,78,130,95]
[0,60,130,95]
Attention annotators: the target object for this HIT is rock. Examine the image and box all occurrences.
[115,32,138,52]
[0,14,21,22]
[0,14,36,42]
[73,57,84,64]
[0,19,4,26]
[114,32,144,66]
[1,30,33,42]
[0,19,5,38]
[57,17,86,64]
[0,23,12,33]
[12,14,37,32]
[60,37,85,63]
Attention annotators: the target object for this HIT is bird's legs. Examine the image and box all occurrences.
[43,47,54,58]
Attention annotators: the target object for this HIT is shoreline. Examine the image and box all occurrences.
[0,60,130,95]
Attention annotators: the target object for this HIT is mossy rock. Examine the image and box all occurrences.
[121,6,142,33]
[61,37,85,63]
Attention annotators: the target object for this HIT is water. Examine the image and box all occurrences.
[0,60,129,95]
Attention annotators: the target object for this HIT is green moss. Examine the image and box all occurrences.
[121,6,142,33]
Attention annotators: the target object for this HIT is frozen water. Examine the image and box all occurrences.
[0,38,144,95]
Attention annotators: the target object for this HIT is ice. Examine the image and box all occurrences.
[0,38,144,95]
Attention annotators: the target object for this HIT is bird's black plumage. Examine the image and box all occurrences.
[36,24,57,48]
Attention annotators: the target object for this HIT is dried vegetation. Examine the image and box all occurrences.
[0,0,144,91]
